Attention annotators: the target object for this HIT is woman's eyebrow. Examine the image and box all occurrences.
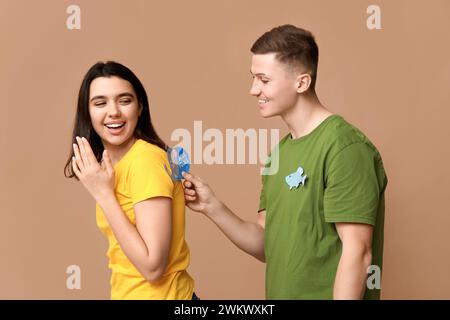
[117,92,134,98]
[90,95,107,102]
[90,92,134,102]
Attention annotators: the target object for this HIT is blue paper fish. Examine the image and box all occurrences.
[285,166,307,190]
[165,146,190,181]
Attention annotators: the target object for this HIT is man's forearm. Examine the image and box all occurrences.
[333,249,372,299]
[205,200,265,262]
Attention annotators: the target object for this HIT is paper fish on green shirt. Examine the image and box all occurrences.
[285,166,307,190]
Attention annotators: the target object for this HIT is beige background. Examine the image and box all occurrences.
[1,0,449,299]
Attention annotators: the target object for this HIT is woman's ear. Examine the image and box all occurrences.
[296,73,312,94]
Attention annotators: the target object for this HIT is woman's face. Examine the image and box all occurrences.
[88,76,141,149]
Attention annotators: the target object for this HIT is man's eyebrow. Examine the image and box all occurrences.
[249,70,269,77]
[90,92,134,102]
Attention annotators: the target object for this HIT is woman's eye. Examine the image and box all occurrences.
[261,79,269,84]
[119,99,131,104]
[94,102,106,107]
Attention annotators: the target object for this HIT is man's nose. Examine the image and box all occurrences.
[249,80,261,96]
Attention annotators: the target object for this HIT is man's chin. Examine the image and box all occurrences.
[259,110,279,119]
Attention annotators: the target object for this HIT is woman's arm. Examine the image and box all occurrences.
[97,195,172,282]
[72,137,171,282]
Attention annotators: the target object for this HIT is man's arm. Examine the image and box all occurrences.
[333,222,373,299]
[183,172,265,262]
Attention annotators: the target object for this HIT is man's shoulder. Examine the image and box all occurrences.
[275,115,373,151]
[267,115,382,160]
[324,116,381,158]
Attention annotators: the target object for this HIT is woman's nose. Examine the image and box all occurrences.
[107,103,121,117]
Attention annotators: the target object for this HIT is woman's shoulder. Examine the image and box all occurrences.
[130,139,168,165]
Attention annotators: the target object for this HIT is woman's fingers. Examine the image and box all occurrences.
[102,150,115,176]
[73,143,85,171]
[76,136,90,165]
[71,156,81,178]
[81,137,98,165]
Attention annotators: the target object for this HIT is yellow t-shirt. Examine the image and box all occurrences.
[95,139,194,299]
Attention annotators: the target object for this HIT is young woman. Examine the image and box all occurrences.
[64,61,196,300]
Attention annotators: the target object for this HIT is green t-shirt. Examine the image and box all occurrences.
[259,115,387,300]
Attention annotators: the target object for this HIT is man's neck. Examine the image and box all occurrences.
[281,93,333,139]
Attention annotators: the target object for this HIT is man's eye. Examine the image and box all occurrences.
[261,79,269,84]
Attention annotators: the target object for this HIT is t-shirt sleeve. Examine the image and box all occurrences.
[258,151,273,212]
[128,151,174,206]
[323,142,381,226]
[258,177,267,212]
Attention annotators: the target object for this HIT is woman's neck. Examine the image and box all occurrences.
[103,137,137,165]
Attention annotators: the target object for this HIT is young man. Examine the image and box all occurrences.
[183,25,387,300]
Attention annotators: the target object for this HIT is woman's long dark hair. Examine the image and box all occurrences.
[64,61,167,179]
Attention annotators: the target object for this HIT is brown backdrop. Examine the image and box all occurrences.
[1,0,449,299]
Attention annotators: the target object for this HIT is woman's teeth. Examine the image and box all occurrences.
[105,122,125,129]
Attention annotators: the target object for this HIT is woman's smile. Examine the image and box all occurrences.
[104,121,127,136]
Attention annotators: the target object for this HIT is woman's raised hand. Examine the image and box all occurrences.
[72,136,115,202]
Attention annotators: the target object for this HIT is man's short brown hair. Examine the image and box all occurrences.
[251,25,319,91]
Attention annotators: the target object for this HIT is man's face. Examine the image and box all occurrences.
[250,53,299,118]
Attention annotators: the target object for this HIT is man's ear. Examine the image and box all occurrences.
[295,73,312,93]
